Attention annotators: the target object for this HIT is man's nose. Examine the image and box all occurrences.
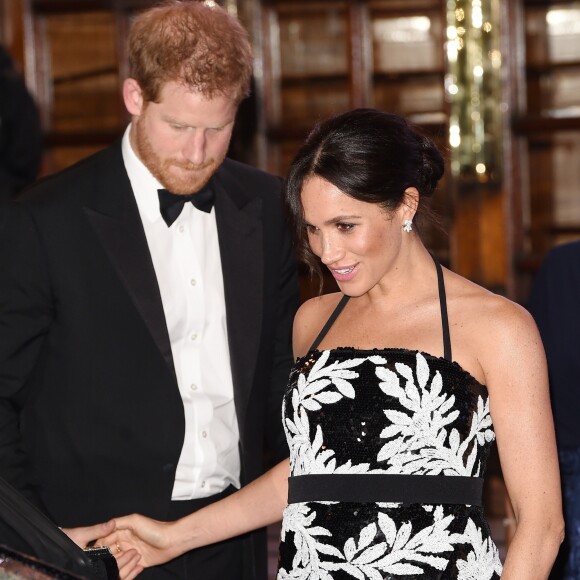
[182,130,206,166]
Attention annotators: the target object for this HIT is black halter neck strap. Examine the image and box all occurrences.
[307,255,453,362]
[433,255,452,362]
[309,294,350,352]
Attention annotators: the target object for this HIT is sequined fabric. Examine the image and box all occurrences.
[277,347,502,579]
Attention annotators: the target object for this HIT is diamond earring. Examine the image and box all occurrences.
[403,219,413,233]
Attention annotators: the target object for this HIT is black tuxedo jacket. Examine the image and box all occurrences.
[0,142,299,577]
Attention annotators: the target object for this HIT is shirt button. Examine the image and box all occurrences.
[178,225,185,233]
[190,333,198,341]
[201,480,206,488]
[201,430,208,438]
[190,278,197,286]
[190,383,198,391]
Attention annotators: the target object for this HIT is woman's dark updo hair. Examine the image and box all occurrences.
[285,108,444,280]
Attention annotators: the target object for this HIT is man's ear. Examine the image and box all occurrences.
[122,78,144,117]
[402,187,419,221]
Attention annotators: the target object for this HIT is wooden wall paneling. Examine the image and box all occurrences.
[348,1,371,108]
[259,0,351,177]
[452,186,481,282]
[451,182,507,292]
[0,1,7,44]
[1,0,27,70]
[499,0,528,299]
[370,0,446,121]
[481,187,508,290]
[115,6,132,91]
[240,0,269,171]
[511,0,580,300]
[259,4,281,173]
[18,0,160,175]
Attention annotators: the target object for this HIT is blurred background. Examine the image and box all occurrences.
[1,0,579,574]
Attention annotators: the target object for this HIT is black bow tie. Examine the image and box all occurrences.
[157,183,215,227]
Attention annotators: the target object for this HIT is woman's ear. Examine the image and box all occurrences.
[402,187,419,221]
[122,78,145,117]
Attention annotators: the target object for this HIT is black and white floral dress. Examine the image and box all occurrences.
[277,262,503,580]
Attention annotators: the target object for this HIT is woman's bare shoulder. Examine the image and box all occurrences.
[447,270,534,331]
[293,292,345,358]
[445,270,541,368]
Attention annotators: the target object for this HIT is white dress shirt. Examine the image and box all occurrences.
[122,126,241,499]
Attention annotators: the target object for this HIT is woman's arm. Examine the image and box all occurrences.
[481,299,564,578]
[101,459,289,569]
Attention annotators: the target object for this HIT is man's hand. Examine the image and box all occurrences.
[62,520,116,549]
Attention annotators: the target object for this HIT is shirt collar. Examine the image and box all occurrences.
[122,124,164,223]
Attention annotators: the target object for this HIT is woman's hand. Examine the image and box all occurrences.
[63,520,143,579]
[98,514,177,569]
[112,550,143,580]
[96,460,290,572]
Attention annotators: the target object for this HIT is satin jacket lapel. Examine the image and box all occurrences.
[83,144,176,377]
[214,169,263,431]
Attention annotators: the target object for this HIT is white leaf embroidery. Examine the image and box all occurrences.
[281,350,501,579]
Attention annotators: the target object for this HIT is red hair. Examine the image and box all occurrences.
[128,0,253,103]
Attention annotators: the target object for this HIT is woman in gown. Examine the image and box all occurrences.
[103,109,563,579]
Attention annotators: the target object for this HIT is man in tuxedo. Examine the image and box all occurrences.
[0,43,43,202]
[0,2,299,579]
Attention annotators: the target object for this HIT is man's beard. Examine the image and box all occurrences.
[134,117,223,195]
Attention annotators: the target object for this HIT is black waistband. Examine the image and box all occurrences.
[288,474,483,506]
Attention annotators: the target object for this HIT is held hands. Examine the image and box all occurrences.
[97,514,177,570]
[63,521,143,580]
